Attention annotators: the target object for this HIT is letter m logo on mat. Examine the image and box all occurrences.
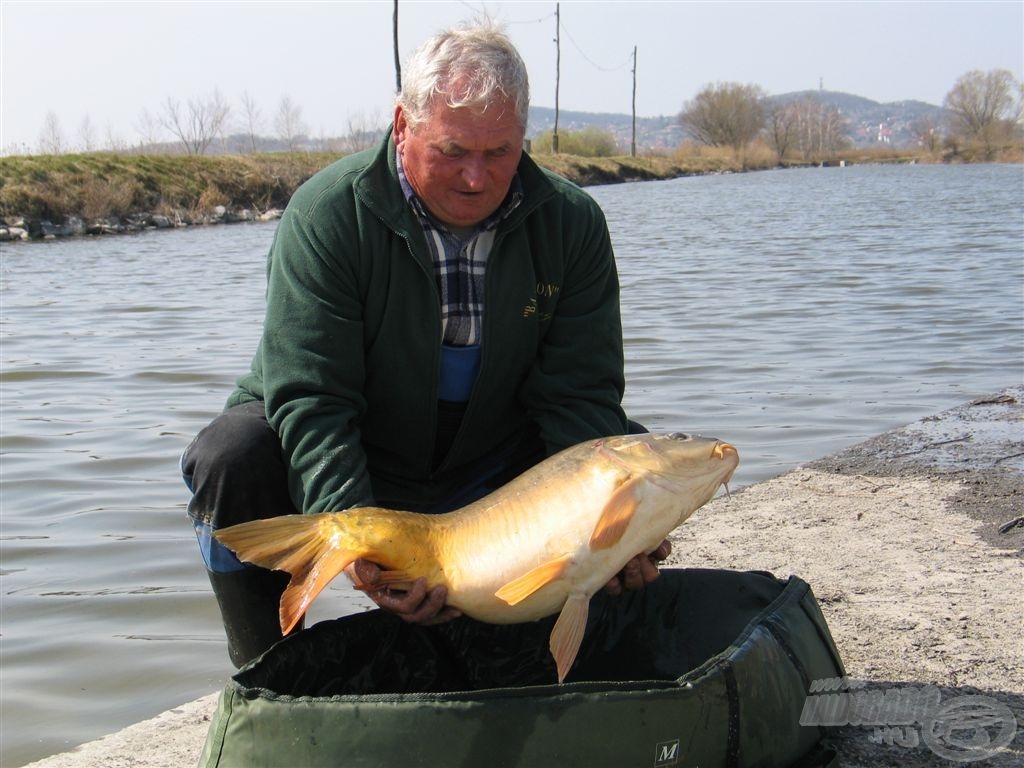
[654,739,680,766]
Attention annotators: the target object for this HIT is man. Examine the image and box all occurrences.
[182,23,668,667]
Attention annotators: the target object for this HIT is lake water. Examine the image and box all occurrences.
[2,163,1022,765]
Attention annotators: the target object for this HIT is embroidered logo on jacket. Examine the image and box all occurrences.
[522,283,560,320]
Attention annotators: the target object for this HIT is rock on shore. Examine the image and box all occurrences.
[0,207,284,242]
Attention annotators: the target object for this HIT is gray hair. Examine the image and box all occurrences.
[398,23,530,131]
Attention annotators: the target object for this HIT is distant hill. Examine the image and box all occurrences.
[766,90,946,147]
[526,91,947,151]
[526,107,686,152]
[116,90,945,157]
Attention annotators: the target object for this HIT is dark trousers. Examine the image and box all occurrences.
[181,401,301,665]
[183,401,293,525]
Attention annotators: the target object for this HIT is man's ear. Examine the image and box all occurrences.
[393,104,408,145]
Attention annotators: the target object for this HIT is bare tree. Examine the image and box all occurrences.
[239,90,263,153]
[773,99,849,162]
[161,90,231,155]
[135,107,164,150]
[275,96,307,151]
[2,141,30,156]
[765,102,798,162]
[78,114,97,152]
[38,111,65,154]
[311,126,340,153]
[814,103,849,158]
[340,109,387,154]
[944,69,1022,157]
[679,82,766,153]
[104,121,128,153]
[910,116,941,153]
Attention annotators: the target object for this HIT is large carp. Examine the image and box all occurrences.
[214,432,738,682]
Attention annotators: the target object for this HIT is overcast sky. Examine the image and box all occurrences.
[2,0,1022,153]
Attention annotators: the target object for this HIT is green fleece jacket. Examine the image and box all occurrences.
[229,131,627,513]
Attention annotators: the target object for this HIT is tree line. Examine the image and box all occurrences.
[679,69,1023,163]
[29,91,388,158]
[20,68,1023,161]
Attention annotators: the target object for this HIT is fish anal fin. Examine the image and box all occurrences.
[550,593,590,683]
[494,554,574,606]
[279,547,359,634]
[589,476,641,551]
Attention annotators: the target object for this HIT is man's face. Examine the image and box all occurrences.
[394,93,524,229]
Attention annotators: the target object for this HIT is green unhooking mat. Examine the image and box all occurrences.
[200,569,844,768]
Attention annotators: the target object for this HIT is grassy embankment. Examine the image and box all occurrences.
[0,141,1017,236]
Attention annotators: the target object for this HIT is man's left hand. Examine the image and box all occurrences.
[603,539,671,596]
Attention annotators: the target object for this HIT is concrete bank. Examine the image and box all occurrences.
[24,388,1023,767]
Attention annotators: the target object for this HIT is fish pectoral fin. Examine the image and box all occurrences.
[494,554,574,606]
[550,593,590,683]
[589,476,642,551]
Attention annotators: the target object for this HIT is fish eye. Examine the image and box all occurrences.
[667,432,692,441]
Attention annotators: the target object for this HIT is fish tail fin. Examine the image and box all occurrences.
[550,593,590,684]
[214,515,362,634]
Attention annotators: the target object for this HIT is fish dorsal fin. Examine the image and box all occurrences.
[589,476,642,551]
[494,553,574,606]
[550,593,590,683]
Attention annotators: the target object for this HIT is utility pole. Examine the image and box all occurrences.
[630,45,637,158]
[553,2,560,154]
[393,0,402,93]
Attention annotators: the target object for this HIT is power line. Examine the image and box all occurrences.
[456,1,554,26]
[557,17,633,73]
[505,11,556,25]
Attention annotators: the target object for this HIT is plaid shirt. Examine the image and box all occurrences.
[397,151,523,346]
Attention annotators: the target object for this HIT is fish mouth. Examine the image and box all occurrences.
[715,442,739,489]
[600,432,739,482]
[675,434,738,485]
[664,432,734,450]
[618,432,739,493]
[711,440,739,472]
[664,432,739,464]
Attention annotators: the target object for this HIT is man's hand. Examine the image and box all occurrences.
[603,539,671,597]
[347,559,462,625]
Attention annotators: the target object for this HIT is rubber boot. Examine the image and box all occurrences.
[207,566,303,668]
